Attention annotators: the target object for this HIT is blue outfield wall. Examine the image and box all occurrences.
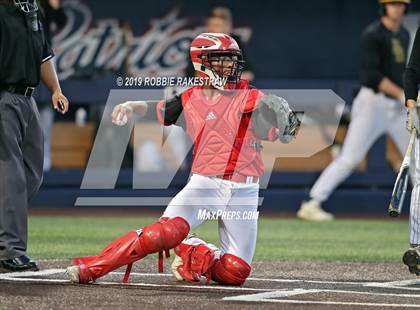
[32,169,410,215]
[32,135,410,215]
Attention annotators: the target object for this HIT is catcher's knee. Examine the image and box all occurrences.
[212,254,251,286]
[140,217,190,254]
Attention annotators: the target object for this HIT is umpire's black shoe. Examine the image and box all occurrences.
[0,255,39,273]
[403,247,420,276]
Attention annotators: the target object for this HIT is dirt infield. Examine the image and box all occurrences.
[1,259,420,309]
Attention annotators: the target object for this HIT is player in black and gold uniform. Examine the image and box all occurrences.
[298,0,412,221]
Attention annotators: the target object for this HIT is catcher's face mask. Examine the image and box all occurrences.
[13,0,38,13]
[205,52,244,86]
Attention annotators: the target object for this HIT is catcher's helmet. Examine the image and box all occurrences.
[190,33,244,90]
[379,0,410,16]
[13,0,38,13]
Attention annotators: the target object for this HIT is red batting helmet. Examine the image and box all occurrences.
[190,33,244,90]
[378,0,411,15]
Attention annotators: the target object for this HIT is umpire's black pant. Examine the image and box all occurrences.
[0,91,43,260]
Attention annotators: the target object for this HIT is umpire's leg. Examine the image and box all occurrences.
[24,98,44,201]
[0,92,43,260]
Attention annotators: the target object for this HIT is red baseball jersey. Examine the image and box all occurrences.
[156,80,277,177]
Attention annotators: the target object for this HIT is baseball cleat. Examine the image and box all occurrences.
[0,255,39,273]
[297,200,334,221]
[65,266,80,283]
[403,247,420,276]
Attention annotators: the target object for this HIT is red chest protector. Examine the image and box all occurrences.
[181,80,265,177]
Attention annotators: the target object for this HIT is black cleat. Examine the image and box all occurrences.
[0,255,39,273]
[403,248,420,276]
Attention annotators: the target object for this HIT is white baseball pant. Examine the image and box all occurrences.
[162,173,259,264]
[410,137,420,245]
[310,87,411,203]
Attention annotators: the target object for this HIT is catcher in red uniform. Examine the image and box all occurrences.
[66,33,300,286]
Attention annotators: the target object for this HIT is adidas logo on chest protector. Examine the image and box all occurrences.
[205,111,217,121]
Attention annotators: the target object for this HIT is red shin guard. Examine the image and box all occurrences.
[211,254,251,286]
[73,217,189,284]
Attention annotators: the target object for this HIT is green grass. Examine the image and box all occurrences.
[28,216,409,263]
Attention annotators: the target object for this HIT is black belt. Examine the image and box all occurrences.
[0,85,36,97]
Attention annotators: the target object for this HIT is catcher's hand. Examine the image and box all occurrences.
[259,94,301,143]
[111,102,134,126]
[171,254,185,281]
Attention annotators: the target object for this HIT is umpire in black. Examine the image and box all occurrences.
[0,0,69,272]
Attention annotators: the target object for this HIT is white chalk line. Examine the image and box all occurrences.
[35,259,420,286]
[4,276,420,308]
[38,259,69,263]
[112,271,374,286]
[0,269,64,279]
[2,269,420,294]
[223,288,420,301]
[0,268,369,285]
[1,268,417,288]
[0,278,68,283]
[228,299,420,308]
[3,269,420,307]
[223,289,320,301]
[366,284,420,292]
[116,271,420,288]
[365,279,420,291]
[223,289,420,307]
[323,289,420,298]
[368,279,420,287]
[0,269,269,292]
[0,276,272,292]
[97,281,273,292]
